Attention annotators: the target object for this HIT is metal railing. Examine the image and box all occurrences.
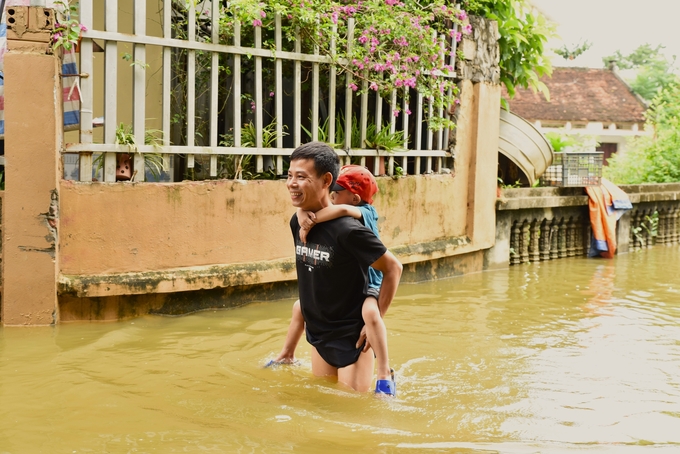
[65,0,459,182]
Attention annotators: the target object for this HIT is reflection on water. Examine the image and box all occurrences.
[1,247,680,453]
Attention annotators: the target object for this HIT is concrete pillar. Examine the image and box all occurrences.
[2,8,62,325]
[454,15,502,252]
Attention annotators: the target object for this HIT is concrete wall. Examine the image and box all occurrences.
[1,11,503,324]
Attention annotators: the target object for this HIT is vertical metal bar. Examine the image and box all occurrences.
[416,93,423,150]
[162,0,172,179]
[375,86,382,132]
[294,28,302,147]
[388,157,394,176]
[103,0,118,182]
[437,33,445,150]
[427,96,434,151]
[328,24,337,145]
[131,0,147,181]
[78,0,93,181]
[390,90,396,134]
[402,156,407,175]
[443,23,458,151]
[275,14,283,151]
[209,2,219,178]
[233,21,242,148]
[360,77,368,149]
[275,14,283,173]
[255,26,263,172]
[185,0,196,175]
[344,19,354,151]
[402,89,408,149]
[312,17,320,142]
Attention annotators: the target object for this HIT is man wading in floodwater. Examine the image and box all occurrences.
[285,142,403,392]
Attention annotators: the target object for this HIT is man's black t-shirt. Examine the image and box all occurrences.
[290,214,387,358]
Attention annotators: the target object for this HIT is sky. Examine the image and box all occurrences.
[531,0,680,70]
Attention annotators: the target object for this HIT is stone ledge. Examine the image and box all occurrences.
[58,236,479,298]
[59,259,297,298]
[497,184,680,210]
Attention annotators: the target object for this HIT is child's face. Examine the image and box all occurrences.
[331,189,359,206]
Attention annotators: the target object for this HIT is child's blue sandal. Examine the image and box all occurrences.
[375,369,396,396]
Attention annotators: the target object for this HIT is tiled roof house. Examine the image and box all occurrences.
[506,67,648,162]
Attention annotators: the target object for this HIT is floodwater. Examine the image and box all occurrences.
[1,247,680,453]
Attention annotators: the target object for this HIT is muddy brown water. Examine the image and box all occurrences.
[1,246,679,453]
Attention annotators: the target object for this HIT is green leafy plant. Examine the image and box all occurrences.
[463,0,554,103]
[216,121,288,180]
[603,44,678,101]
[605,83,680,184]
[642,211,659,238]
[121,52,150,69]
[554,40,592,61]
[52,0,86,52]
[544,132,599,153]
[392,165,405,180]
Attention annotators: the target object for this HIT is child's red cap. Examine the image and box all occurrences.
[331,164,379,204]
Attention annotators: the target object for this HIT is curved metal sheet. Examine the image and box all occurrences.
[498,109,553,186]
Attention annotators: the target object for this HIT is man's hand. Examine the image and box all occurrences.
[356,325,371,352]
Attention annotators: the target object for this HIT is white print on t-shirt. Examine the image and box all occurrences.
[296,244,331,263]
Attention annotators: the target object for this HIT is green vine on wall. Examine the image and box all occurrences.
[462,0,553,101]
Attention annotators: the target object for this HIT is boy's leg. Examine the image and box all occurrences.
[310,347,338,377]
[362,296,392,380]
[273,300,305,363]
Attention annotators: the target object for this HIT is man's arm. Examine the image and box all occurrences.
[369,250,403,317]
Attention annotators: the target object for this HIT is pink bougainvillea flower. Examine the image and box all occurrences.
[457,11,468,21]
[393,109,400,117]
[405,108,412,115]
[463,24,472,34]
[79,24,88,32]
[252,19,262,27]
[370,82,379,91]
[349,83,358,91]
[269,91,275,97]
[385,0,398,5]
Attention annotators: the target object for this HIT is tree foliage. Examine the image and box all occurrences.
[605,83,680,184]
[603,44,679,101]
[462,0,554,100]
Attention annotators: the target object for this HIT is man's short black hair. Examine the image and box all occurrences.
[290,142,340,184]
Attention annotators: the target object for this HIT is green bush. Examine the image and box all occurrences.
[605,83,680,184]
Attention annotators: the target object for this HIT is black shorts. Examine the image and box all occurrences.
[306,329,366,368]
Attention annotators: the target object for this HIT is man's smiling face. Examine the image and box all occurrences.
[286,158,331,212]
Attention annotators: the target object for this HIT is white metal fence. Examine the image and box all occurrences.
[64,0,459,182]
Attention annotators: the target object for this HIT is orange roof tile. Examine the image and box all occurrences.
[505,67,646,123]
